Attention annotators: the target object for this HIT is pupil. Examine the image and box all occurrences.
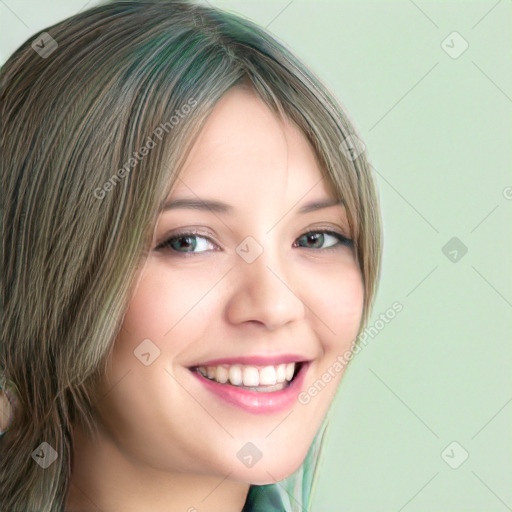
[175,236,196,251]
[306,233,323,248]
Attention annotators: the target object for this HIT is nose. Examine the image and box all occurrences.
[225,243,306,330]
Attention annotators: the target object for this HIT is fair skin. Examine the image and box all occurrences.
[66,86,364,512]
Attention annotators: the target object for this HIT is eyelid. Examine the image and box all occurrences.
[304,228,352,240]
[301,222,352,240]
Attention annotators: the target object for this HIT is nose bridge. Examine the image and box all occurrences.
[246,236,287,292]
[226,233,305,329]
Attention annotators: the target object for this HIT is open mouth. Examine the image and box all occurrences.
[189,361,305,393]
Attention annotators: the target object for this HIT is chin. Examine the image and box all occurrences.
[230,449,308,485]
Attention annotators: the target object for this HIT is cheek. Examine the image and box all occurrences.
[120,263,223,357]
[97,264,219,411]
[309,260,364,352]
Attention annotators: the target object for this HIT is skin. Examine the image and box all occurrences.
[66,85,364,512]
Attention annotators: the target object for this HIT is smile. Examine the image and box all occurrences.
[189,360,309,414]
[194,362,298,391]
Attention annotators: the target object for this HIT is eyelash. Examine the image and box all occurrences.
[156,228,353,256]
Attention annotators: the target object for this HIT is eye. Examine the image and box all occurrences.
[156,228,353,256]
[156,231,216,255]
[294,229,353,250]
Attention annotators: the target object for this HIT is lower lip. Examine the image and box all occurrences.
[189,363,309,414]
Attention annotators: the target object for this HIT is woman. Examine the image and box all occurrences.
[0,1,382,510]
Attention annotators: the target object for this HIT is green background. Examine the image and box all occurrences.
[1,1,510,510]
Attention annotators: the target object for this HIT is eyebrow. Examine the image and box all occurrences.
[161,198,344,214]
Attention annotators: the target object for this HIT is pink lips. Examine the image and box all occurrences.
[189,361,309,414]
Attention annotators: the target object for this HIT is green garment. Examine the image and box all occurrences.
[241,484,286,512]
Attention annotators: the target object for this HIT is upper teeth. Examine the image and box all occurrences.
[196,363,296,387]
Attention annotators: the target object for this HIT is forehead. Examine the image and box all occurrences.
[172,86,335,205]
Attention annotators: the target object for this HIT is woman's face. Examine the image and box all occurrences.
[94,86,364,484]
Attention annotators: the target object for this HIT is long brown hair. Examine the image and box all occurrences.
[0,1,382,510]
